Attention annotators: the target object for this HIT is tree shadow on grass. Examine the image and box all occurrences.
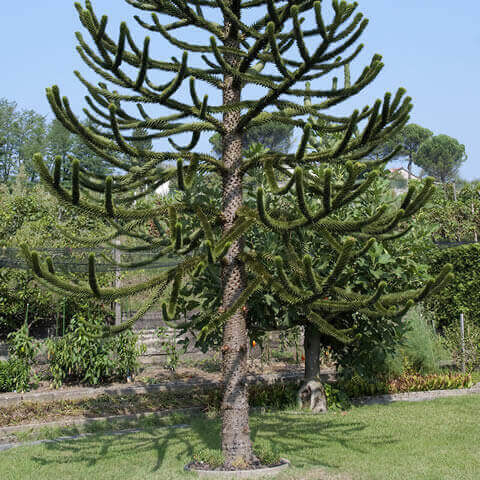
[29,411,398,475]
[30,416,200,474]
[248,412,399,471]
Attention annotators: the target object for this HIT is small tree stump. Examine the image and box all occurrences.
[297,379,327,413]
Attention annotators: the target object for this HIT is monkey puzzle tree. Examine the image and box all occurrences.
[22,0,453,468]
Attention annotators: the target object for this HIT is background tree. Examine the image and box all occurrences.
[45,119,113,181]
[383,123,433,179]
[417,180,480,243]
[415,134,467,184]
[0,98,46,184]
[209,121,295,157]
[23,0,452,469]
[0,173,113,338]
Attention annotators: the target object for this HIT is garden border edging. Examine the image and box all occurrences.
[352,382,480,406]
[185,458,290,478]
[0,370,329,408]
[0,407,201,439]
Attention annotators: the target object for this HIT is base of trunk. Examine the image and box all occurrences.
[297,379,328,413]
[185,458,290,478]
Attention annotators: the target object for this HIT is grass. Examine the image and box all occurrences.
[1,395,480,480]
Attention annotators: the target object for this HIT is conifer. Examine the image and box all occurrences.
[24,0,452,468]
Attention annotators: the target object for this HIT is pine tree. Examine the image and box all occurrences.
[23,0,453,468]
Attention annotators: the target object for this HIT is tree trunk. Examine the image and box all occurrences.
[298,323,327,413]
[220,1,253,468]
[304,322,322,380]
[407,154,412,180]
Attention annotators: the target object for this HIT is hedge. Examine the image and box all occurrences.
[425,243,480,330]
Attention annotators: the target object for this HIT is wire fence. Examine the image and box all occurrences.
[0,247,179,272]
[1,241,477,273]
[432,240,479,248]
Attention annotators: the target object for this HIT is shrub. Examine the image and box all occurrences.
[0,268,114,340]
[249,382,297,410]
[399,305,449,374]
[0,358,30,393]
[338,305,448,385]
[156,326,184,372]
[387,372,473,393]
[253,441,281,466]
[7,322,38,363]
[0,268,62,338]
[324,383,351,411]
[340,372,473,397]
[192,448,225,468]
[335,310,408,384]
[46,313,145,387]
[249,382,350,412]
[0,323,39,392]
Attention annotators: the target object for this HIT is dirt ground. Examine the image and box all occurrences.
[28,359,313,393]
[0,361,316,429]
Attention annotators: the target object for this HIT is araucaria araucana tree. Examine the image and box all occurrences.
[24,0,453,468]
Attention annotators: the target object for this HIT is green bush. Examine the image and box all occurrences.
[0,269,56,338]
[399,305,449,374]
[340,372,473,397]
[324,383,351,411]
[46,313,145,387]
[192,448,225,468]
[253,441,281,466]
[0,323,39,392]
[249,382,297,410]
[7,322,38,363]
[0,358,30,392]
[388,372,473,393]
[335,310,409,384]
[338,305,448,385]
[424,243,480,331]
[248,382,350,412]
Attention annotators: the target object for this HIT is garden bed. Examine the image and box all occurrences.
[0,362,319,407]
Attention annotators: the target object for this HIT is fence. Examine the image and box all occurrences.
[0,247,179,272]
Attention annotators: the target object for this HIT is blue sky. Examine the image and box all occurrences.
[2,1,479,179]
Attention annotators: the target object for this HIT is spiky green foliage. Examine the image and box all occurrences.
[239,79,452,346]
[23,0,454,467]
[26,0,414,330]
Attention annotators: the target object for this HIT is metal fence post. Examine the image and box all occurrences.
[114,240,122,326]
[460,313,465,373]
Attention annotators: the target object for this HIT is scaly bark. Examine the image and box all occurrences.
[304,322,322,381]
[220,0,253,468]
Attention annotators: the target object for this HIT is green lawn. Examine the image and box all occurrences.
[1,395,480,480]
